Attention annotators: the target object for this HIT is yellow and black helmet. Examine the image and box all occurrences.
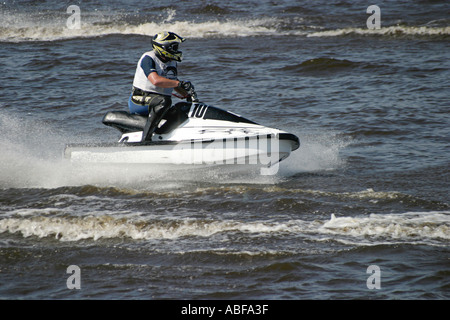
[152,31,186,62]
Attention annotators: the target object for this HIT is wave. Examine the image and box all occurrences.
[1,210,448,245]
[0,215,301,241]
[276,57,378,75]
[0,10,279,42]
[263,187,407,200]
[320,211,450,245]
[188,4,232,15]
[1,9,448,42]
[261,186,445,209]
[308,25,450,38]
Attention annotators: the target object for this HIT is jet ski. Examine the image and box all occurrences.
[64,97,300,173]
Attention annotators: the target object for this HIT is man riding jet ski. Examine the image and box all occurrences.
[128,31,197,142]
[64,32,300,173]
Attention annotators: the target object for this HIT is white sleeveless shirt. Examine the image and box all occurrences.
[132,51,178,96]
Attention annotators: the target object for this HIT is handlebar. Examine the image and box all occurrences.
[173,86,199,103]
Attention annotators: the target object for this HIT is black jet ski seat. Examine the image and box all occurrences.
[102,111,147,134]
[102,102,191,135]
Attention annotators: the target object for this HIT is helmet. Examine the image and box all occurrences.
[152,31,186,62]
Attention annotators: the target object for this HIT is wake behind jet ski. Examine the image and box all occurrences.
[64,96,300,173]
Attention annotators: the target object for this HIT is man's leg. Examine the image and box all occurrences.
[141,95,172,142]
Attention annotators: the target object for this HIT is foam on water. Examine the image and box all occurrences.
[1,9,448,42]
[0,9,280,42]
[308,25,450,38]
[320,211,450,246]
[1,210,448,245]
[0,110,176,189]
[0,215,298,241]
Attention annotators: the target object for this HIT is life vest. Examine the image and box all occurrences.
[132,50,178,96]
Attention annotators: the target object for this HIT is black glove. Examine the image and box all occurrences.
[178,80,194,92]
[178,80,197,101]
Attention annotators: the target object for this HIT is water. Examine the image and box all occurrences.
[0,0,449,301]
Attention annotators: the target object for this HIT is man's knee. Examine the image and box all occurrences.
[153,96,172,114]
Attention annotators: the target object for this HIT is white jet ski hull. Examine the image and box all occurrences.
[64,134,297,167]
[64,102,300,172]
